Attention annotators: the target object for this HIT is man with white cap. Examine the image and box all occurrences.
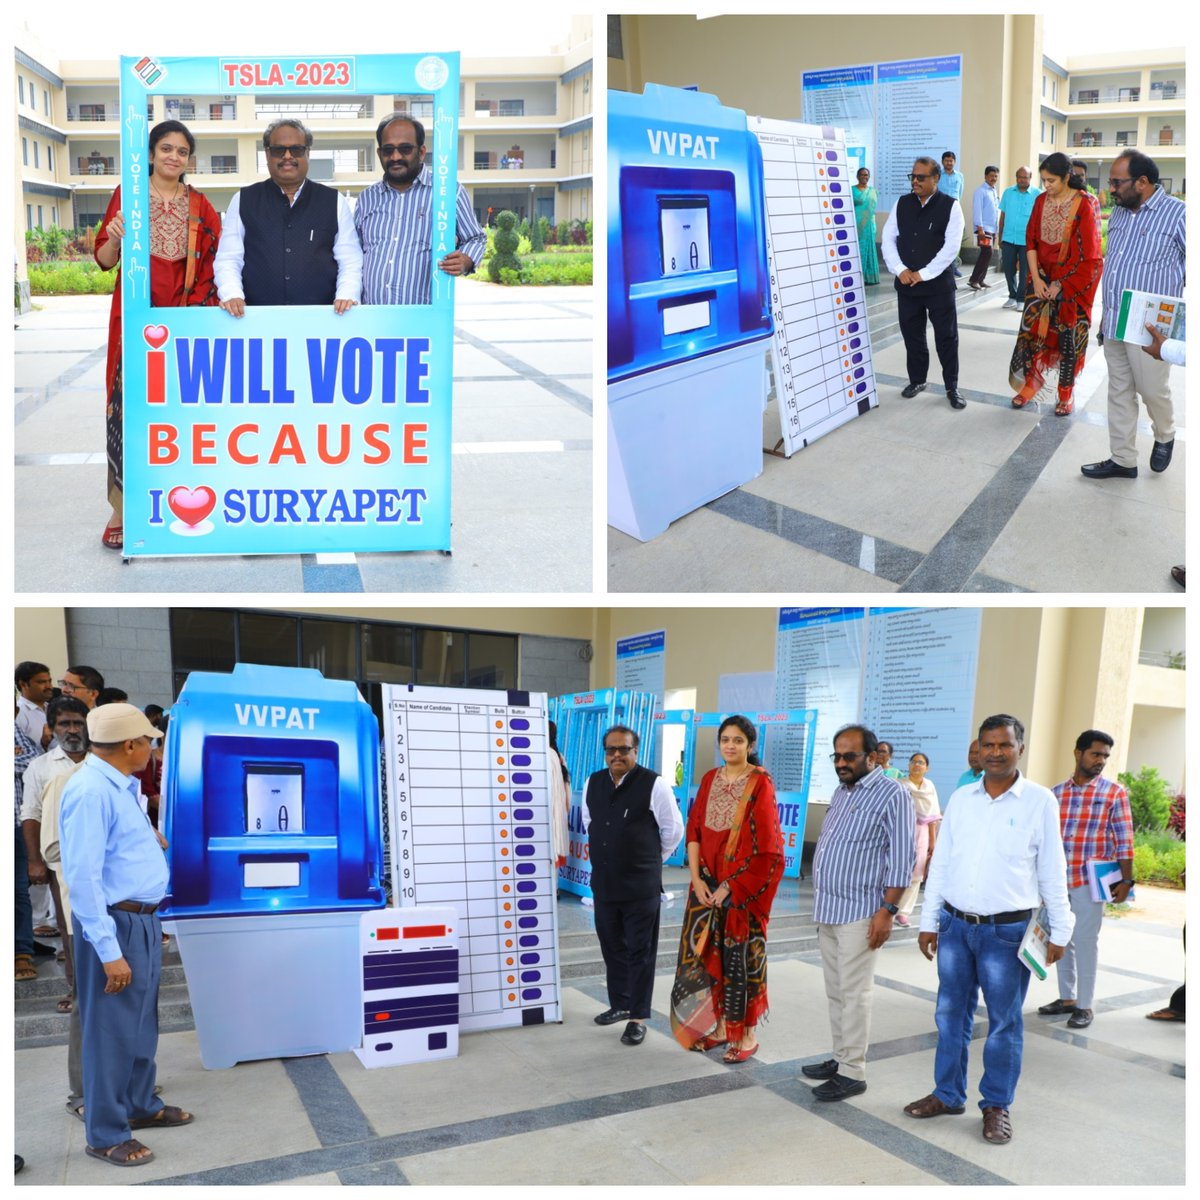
[60,703,194,1168]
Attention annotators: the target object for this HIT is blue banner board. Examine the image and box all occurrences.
[118,53,460,556]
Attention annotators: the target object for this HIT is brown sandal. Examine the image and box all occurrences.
[904,1093,966,1118]
[130,1104,194,1129]
[1146,1007,1185,1022]
[15,955,37,982]
[982,1106,1013,1144]
[85,1139,155,1166]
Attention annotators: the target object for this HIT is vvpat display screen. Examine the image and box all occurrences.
[244,764,305,834]
[659,197,711,276]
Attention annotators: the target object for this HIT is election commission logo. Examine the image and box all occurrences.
[415,56,449,91]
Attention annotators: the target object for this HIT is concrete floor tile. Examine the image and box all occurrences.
[399,1117,684,1185]
[608,507,899,593]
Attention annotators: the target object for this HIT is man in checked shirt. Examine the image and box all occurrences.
[1037,730,1134,1030]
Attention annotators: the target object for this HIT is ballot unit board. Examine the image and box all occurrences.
[381,684,561,1032]
[750,115,879,457]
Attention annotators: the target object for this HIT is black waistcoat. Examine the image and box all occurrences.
[239,178,339,305]
[586,764,663,904]
[893,191,956,296]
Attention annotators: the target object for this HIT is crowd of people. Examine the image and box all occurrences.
[854,147,1184,475]
[92,113,487,551]
[585,711,1160,1147]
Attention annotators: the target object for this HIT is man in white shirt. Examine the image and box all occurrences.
[16,661,54,750]
[903,714,1073,1145]
[881,157,967,409]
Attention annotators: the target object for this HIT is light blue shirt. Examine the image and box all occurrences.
[60,754,169,963]
[972,182,1000,234]
[1100,186,1186,339]
[355,167,488,305]
[938,169,965,202]
[998,184,1041,245]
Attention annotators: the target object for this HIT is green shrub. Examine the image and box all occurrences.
[530,216,546,252]
[1120,766,1175,831]
[1132,830,1186,886]
[28,261,115,295]
[498,267,521,286]
[584,219,593,245]
[487,210,522,283]
[556,220,569,246]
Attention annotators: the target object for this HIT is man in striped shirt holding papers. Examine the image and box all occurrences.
[803,724,915,1102]
[1038,730,1134,1030]
[355,113,488,305]
[905,715,1073,1145]
[1082,150,1186,480]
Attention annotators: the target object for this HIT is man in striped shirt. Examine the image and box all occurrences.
[1082,150,1186,480]
[355,114,488,306]
[803,724,915,1101]
[1038,730,1134,1030]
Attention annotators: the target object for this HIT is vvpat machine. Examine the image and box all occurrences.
[608,84,773,541]
[160,664,386,1068]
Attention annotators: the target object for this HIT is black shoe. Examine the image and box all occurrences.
[1037,998,1077,1016]
[1171,566,1185,590]
[31,941,57,958]
[801,1058,840,1080]
[1081,459,1137,480]
[620,1021,646,1045]
[812,1073,867,1101]
[594,1007,631,1026]
[947,388,966,409]
[1150,438,1175,472]
[901,382,927,398]
[1067,1008,1094,1029]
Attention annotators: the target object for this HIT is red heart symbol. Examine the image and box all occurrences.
[167,485,217,526]
[144,324,169,349]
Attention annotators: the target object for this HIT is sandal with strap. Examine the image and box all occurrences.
[982,1106,1013,1144]
[1146,1007,1185,1022]
[56,997,73,1014]
[1055,396,1074,416]
[85,1139,155,1167]
[723,1043,759,1063]
[690,1034,728,1052]
[130,1105,194,1130]
[15,955,37,982]
[101,524,124,550]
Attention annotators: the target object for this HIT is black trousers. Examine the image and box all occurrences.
[593,895,661,1019]
[897,286,959,389]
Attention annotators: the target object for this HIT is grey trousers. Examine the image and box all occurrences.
[1056,885,1105,1009]
[817,917,875,1081]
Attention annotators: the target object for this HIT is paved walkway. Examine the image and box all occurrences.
[609,269,1186,592]
[14,281,593,593]
[14,875,1184,1186]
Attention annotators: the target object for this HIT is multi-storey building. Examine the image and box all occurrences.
[1038,46,1184,192]
[15,20,592,265]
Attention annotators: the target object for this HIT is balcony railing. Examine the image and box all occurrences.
[76,157,116,175]
[1139,649,1186,669]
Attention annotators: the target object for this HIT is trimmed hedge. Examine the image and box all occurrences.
[28,261,115,295]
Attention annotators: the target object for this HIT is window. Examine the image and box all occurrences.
[1050,126,1055,146]
[26,204,32,230]
[170,610,236,676]
[37,206,44,228]
[211,155,237,173]
[416,629,465,685]
[302,619,357,681]
[33,142,39,168]
[239,613,299,668]
[18,77,25,104]
[1042,75,1047,97]
[497,99,525,117]
[1041,120,1046,142]
[47,145,53,171]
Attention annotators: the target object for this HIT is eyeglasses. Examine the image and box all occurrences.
[604,745,635,756]
[1108,177,1132,188]
[267,144,308,159]
[830,752,867,763]
[908,173,931,182]
[380,143,418,158]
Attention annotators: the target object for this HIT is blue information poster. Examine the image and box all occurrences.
[801,64,875,175]
[773,608,866,801]
[615,630,666,702]
[118,53,459,556]
[862,607,982,806]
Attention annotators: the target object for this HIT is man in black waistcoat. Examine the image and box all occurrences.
[584,725,684,1046]
[881,157,967,409]
[215,118,362,317]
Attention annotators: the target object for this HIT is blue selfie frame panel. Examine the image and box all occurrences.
[119,52,460,556]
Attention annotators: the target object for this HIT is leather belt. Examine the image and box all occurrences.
[111,900,160,915]
[944,902,1031,926]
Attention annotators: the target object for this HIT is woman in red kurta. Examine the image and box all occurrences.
[1008,152,1102,416]
[671,715,784,1062]
[94,120,221,548]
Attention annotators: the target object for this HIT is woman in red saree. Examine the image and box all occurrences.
[1008,152,1102,416]
[94,120,221,548]
[671,715,784,1062]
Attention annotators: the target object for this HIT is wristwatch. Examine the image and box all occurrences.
[880,901,899,916]
[1119,879,1135,888]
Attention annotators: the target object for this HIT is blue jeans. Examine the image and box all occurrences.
[14,826,34,957]
[932,907,1031,1111]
